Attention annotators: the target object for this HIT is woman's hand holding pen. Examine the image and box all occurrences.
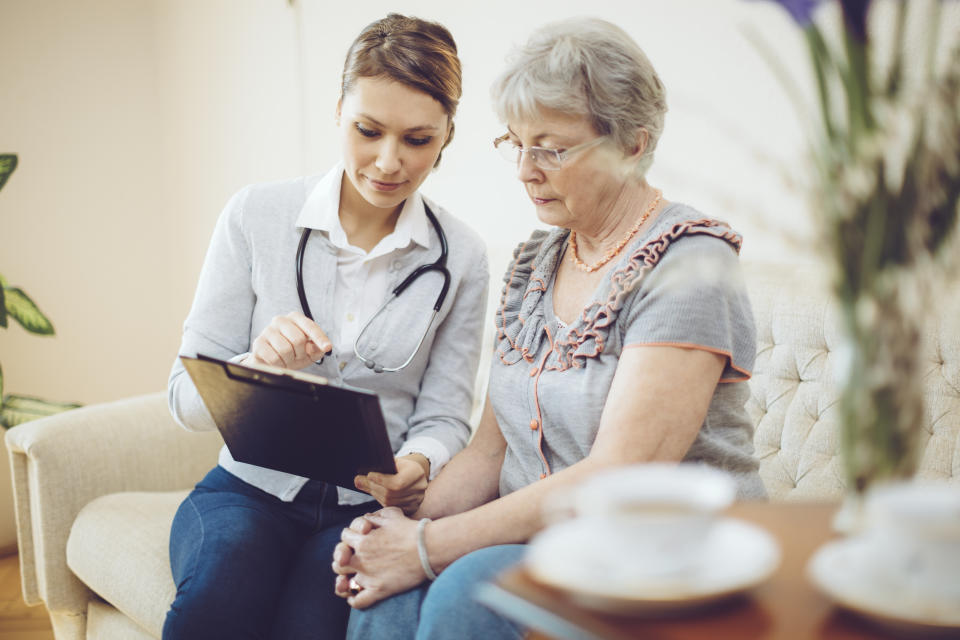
[244,311,332,370]
[355,454,429,515]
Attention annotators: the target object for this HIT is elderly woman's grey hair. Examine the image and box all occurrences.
[491,17,667,178]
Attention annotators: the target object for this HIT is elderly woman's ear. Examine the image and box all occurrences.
[617,127,650,178]
[629,127,650,160]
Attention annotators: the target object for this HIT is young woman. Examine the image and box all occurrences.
[163,14,488,640]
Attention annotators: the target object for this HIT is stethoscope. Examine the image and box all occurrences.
[295,203,450,373]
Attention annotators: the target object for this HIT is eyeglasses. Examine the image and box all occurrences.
[493,134,608,171]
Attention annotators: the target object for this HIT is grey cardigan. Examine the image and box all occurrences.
[168,169,489,504]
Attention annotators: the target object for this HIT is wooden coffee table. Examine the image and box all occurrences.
[476,502,894,639]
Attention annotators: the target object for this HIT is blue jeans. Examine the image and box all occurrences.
[346,545,527,640]
[163,465,376,640]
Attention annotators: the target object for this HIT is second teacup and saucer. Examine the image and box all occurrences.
[808,481,960,636]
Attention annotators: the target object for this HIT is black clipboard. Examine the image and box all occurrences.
[180,354,397,489]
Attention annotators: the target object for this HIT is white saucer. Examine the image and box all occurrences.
[525,517,780,616]
[808,537,960,634]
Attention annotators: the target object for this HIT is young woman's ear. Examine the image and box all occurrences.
[432,118,455,169]
[335,98,342,127]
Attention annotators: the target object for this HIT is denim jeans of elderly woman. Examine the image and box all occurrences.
[346,545,527,640]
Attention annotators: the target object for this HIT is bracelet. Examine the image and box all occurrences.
[416,518,438,581]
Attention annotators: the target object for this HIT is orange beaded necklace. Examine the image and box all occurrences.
[568,189,662,273]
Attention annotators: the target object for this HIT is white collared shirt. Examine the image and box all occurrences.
[293,163,448,477]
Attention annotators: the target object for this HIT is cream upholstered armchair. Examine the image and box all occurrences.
[6,395,222,639]
[6,262,960,639]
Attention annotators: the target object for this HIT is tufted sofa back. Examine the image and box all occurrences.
[742,262,960,500]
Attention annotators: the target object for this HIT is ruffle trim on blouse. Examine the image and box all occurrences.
[494,229,567,365]
[494,219,743,371]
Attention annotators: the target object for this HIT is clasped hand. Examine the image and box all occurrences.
[332,508,424,609]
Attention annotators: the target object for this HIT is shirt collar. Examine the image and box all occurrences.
[296,162,431,255]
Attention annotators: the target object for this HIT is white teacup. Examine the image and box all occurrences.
[861,481,960,601]
[546,463,736,582]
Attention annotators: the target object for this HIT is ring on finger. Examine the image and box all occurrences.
[349,576,363,595]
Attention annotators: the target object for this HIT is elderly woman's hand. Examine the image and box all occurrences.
[332,507,427,609]
[332,516,371,601]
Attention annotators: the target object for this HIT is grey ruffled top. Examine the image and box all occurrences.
[488,202,766,499]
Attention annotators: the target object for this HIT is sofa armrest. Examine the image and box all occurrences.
[4,391,222,616]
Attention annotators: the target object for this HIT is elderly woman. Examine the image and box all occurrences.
[332,17,763,639]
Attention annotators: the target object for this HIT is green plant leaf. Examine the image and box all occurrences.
[884,1,906,98]
[2,394,82,413]
[0,394,82,428]
[0,154,17,192]
[839,23,874,143]
[0,284,6,328]
[3,287,54,334]
[804,23,838,144]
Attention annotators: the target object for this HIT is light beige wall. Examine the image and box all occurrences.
[298,0,817,275]
[0,0,303,405]
[300,0,959,273]
[1,0,167,405]
[1,0,956,408]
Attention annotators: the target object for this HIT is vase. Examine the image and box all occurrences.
[832,491,867,535]
[836,285,925,500]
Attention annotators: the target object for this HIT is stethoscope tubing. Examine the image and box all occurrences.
[295,203,450,372]
[295,226,314,321]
